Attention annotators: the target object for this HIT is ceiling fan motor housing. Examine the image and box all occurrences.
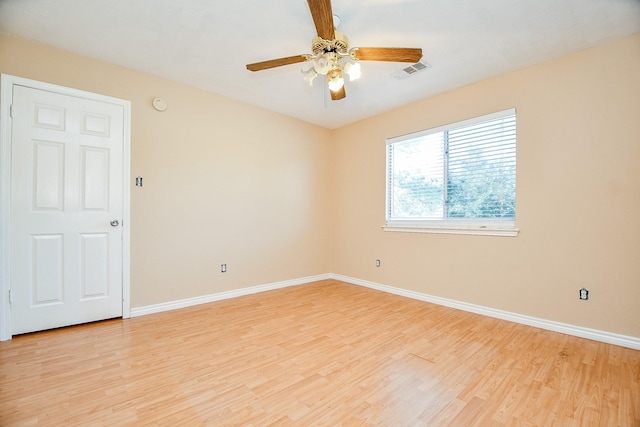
[311,31,351,75]
[312,31,349,55]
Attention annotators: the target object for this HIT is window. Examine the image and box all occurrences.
[385,109,518,236]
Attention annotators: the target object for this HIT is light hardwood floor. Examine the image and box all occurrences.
[1,279,639,426]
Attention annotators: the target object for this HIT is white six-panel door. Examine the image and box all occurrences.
[9,83,126,335]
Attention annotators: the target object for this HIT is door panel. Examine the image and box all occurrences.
[34,103,66,130]
[11,85,124,335]
[80,233,109,298]
[32,234,64,305]
[34,141,65,210]
[82,146,110,210]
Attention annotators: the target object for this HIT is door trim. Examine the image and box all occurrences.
[0,74,131,341]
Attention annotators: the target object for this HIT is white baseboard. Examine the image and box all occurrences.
[330,274,640,351]
[130,274,331,318]
[130,272,640,350]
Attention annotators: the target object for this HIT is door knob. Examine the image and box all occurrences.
[110,220,119,227]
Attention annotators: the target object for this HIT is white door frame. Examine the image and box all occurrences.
[0,74,131,341]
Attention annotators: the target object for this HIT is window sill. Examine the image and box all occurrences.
[382,224,519,237]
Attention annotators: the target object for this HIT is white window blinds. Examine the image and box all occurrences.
[386,109,516,225]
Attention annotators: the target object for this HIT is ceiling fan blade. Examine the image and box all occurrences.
[330,86,346,101]
[307,0,335,40]
[246,55,309,72]
[352,47,423,63]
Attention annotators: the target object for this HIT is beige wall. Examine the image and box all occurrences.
[2,31,639,338]
[0,32,332,307]
[331,34,640,337]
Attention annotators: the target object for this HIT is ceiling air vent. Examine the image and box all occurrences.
[392,61,431,80]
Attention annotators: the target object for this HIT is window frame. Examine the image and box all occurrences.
[384,108,519,237]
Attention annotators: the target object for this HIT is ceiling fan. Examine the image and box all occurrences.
[246,0,423,101]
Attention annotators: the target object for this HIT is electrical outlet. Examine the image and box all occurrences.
[579,288,589,300]
[221,264,227,273]
[376,259,381,267]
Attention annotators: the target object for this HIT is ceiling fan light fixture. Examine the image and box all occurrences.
[313,52,335,75]
[327,68,345,92]
[302,67,318,86]
[343,61,361,81]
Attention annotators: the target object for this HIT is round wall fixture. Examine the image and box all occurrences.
[152,97,167,111]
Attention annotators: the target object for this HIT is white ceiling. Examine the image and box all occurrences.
[1,0,639,129]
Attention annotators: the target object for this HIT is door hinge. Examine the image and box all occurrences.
[9,104,14,118]
[8,289,12,304]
